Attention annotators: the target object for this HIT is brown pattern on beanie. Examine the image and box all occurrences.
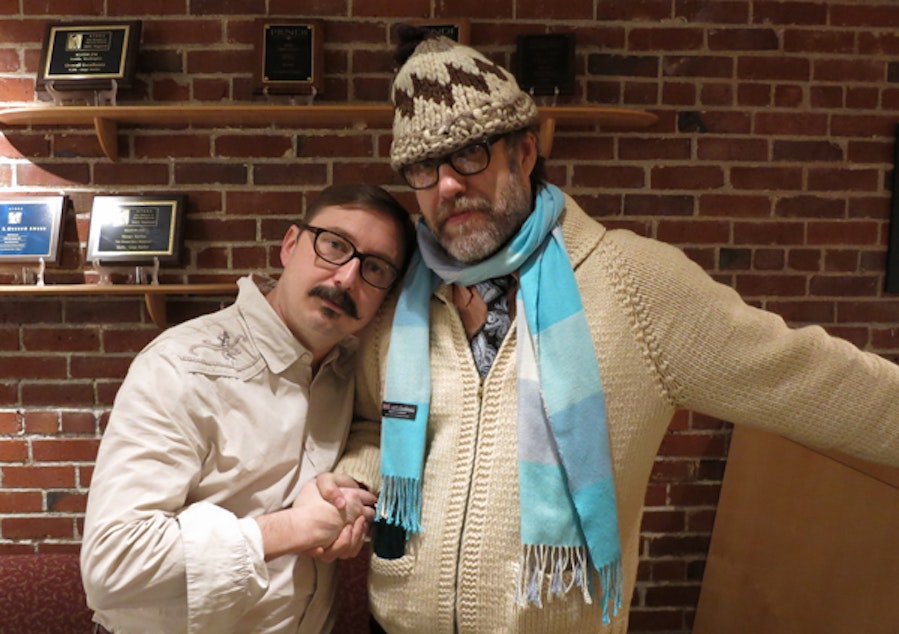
[389,35,538,171]
[473,58,507,83]
[394,85,417,119]
[408,74,457,110]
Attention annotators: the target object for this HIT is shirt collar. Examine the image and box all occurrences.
[235,274,358,377]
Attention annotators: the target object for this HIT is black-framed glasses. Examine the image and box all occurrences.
[400,135,506,190]
[299,224,400,289]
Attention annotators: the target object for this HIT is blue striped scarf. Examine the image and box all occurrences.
[379,185,622,620]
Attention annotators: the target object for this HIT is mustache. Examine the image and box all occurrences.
[309,285,359,320]
[435,196,492,225]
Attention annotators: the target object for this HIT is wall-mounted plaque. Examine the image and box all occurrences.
[0,196,66,263]
[87,195,185,264]
[253,18,323,95]
[409,18,471,44]
[36,21,141,91]
[887,124,899,293]
[515,33,576,96]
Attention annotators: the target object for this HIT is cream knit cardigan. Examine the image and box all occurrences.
[337,195,899,634]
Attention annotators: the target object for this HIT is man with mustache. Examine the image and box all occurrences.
[310,284,360,320]
[81,183,415,634]
[330,27,899,634]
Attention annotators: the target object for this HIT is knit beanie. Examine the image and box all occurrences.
[389,28,539,171]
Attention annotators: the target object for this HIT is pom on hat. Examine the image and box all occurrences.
[389,27,538,171]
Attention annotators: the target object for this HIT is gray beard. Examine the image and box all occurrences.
[438,172,532,264]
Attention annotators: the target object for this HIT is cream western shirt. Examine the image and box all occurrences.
[82,275,357,634]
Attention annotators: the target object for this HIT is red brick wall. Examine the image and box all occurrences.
[2,2,898,632]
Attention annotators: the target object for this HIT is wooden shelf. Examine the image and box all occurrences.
[0,103,658,161]
[0,282,237,328]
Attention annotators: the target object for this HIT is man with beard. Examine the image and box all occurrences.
[330,27,899,634]
[81,183,415,634]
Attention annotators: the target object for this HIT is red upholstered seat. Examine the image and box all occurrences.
[0,550,369,633]
[333,550,371,633]
[0,553,93,633]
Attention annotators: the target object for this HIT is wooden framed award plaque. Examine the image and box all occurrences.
[36,21,141,91]
[87,195,185,265]
[253,18,324,95]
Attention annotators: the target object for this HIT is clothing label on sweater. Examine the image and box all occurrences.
[382,402,417,420]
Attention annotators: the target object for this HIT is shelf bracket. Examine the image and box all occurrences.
[539,117,557,157]
[93,117,119,161]
[144,294,167,328]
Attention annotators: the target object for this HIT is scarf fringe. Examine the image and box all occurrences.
[600,555,624,624]
[516,545,623,625]
[377,475,423,533]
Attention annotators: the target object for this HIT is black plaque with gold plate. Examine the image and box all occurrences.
[36,21,142,91]
[254,18,324,95]
[515,33,576,96]
[87,195,185,265]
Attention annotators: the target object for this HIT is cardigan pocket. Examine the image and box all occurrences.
[369,550,415,578]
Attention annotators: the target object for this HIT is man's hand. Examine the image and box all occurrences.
[255,474,375,561]
[304,473,376,561]
[315,472,368,510]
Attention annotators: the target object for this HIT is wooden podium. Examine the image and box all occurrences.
[694,425,899,634]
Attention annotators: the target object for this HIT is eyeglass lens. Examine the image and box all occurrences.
[312,229,398,288]
[402,141,491,189]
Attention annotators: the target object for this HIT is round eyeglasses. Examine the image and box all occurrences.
[400,135,506,190]
[300,224,400,289]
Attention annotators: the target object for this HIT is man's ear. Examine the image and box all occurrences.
[280,224,302,267]
[518,131,539,179]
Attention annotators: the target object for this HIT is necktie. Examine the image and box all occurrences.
[470,276,514,377]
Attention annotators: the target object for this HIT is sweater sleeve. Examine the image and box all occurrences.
[605,229,899,466]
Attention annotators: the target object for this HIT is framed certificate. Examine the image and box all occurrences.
[87,195,185,264]
[0,196,66,263]
[36,21,142,91]
[253,18,324,95]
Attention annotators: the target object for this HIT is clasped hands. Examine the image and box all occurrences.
[256,472,375,562]
[296,472,376,562]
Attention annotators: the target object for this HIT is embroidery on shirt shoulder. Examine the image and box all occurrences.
[167,315,264,379]
[189,330,245,362]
